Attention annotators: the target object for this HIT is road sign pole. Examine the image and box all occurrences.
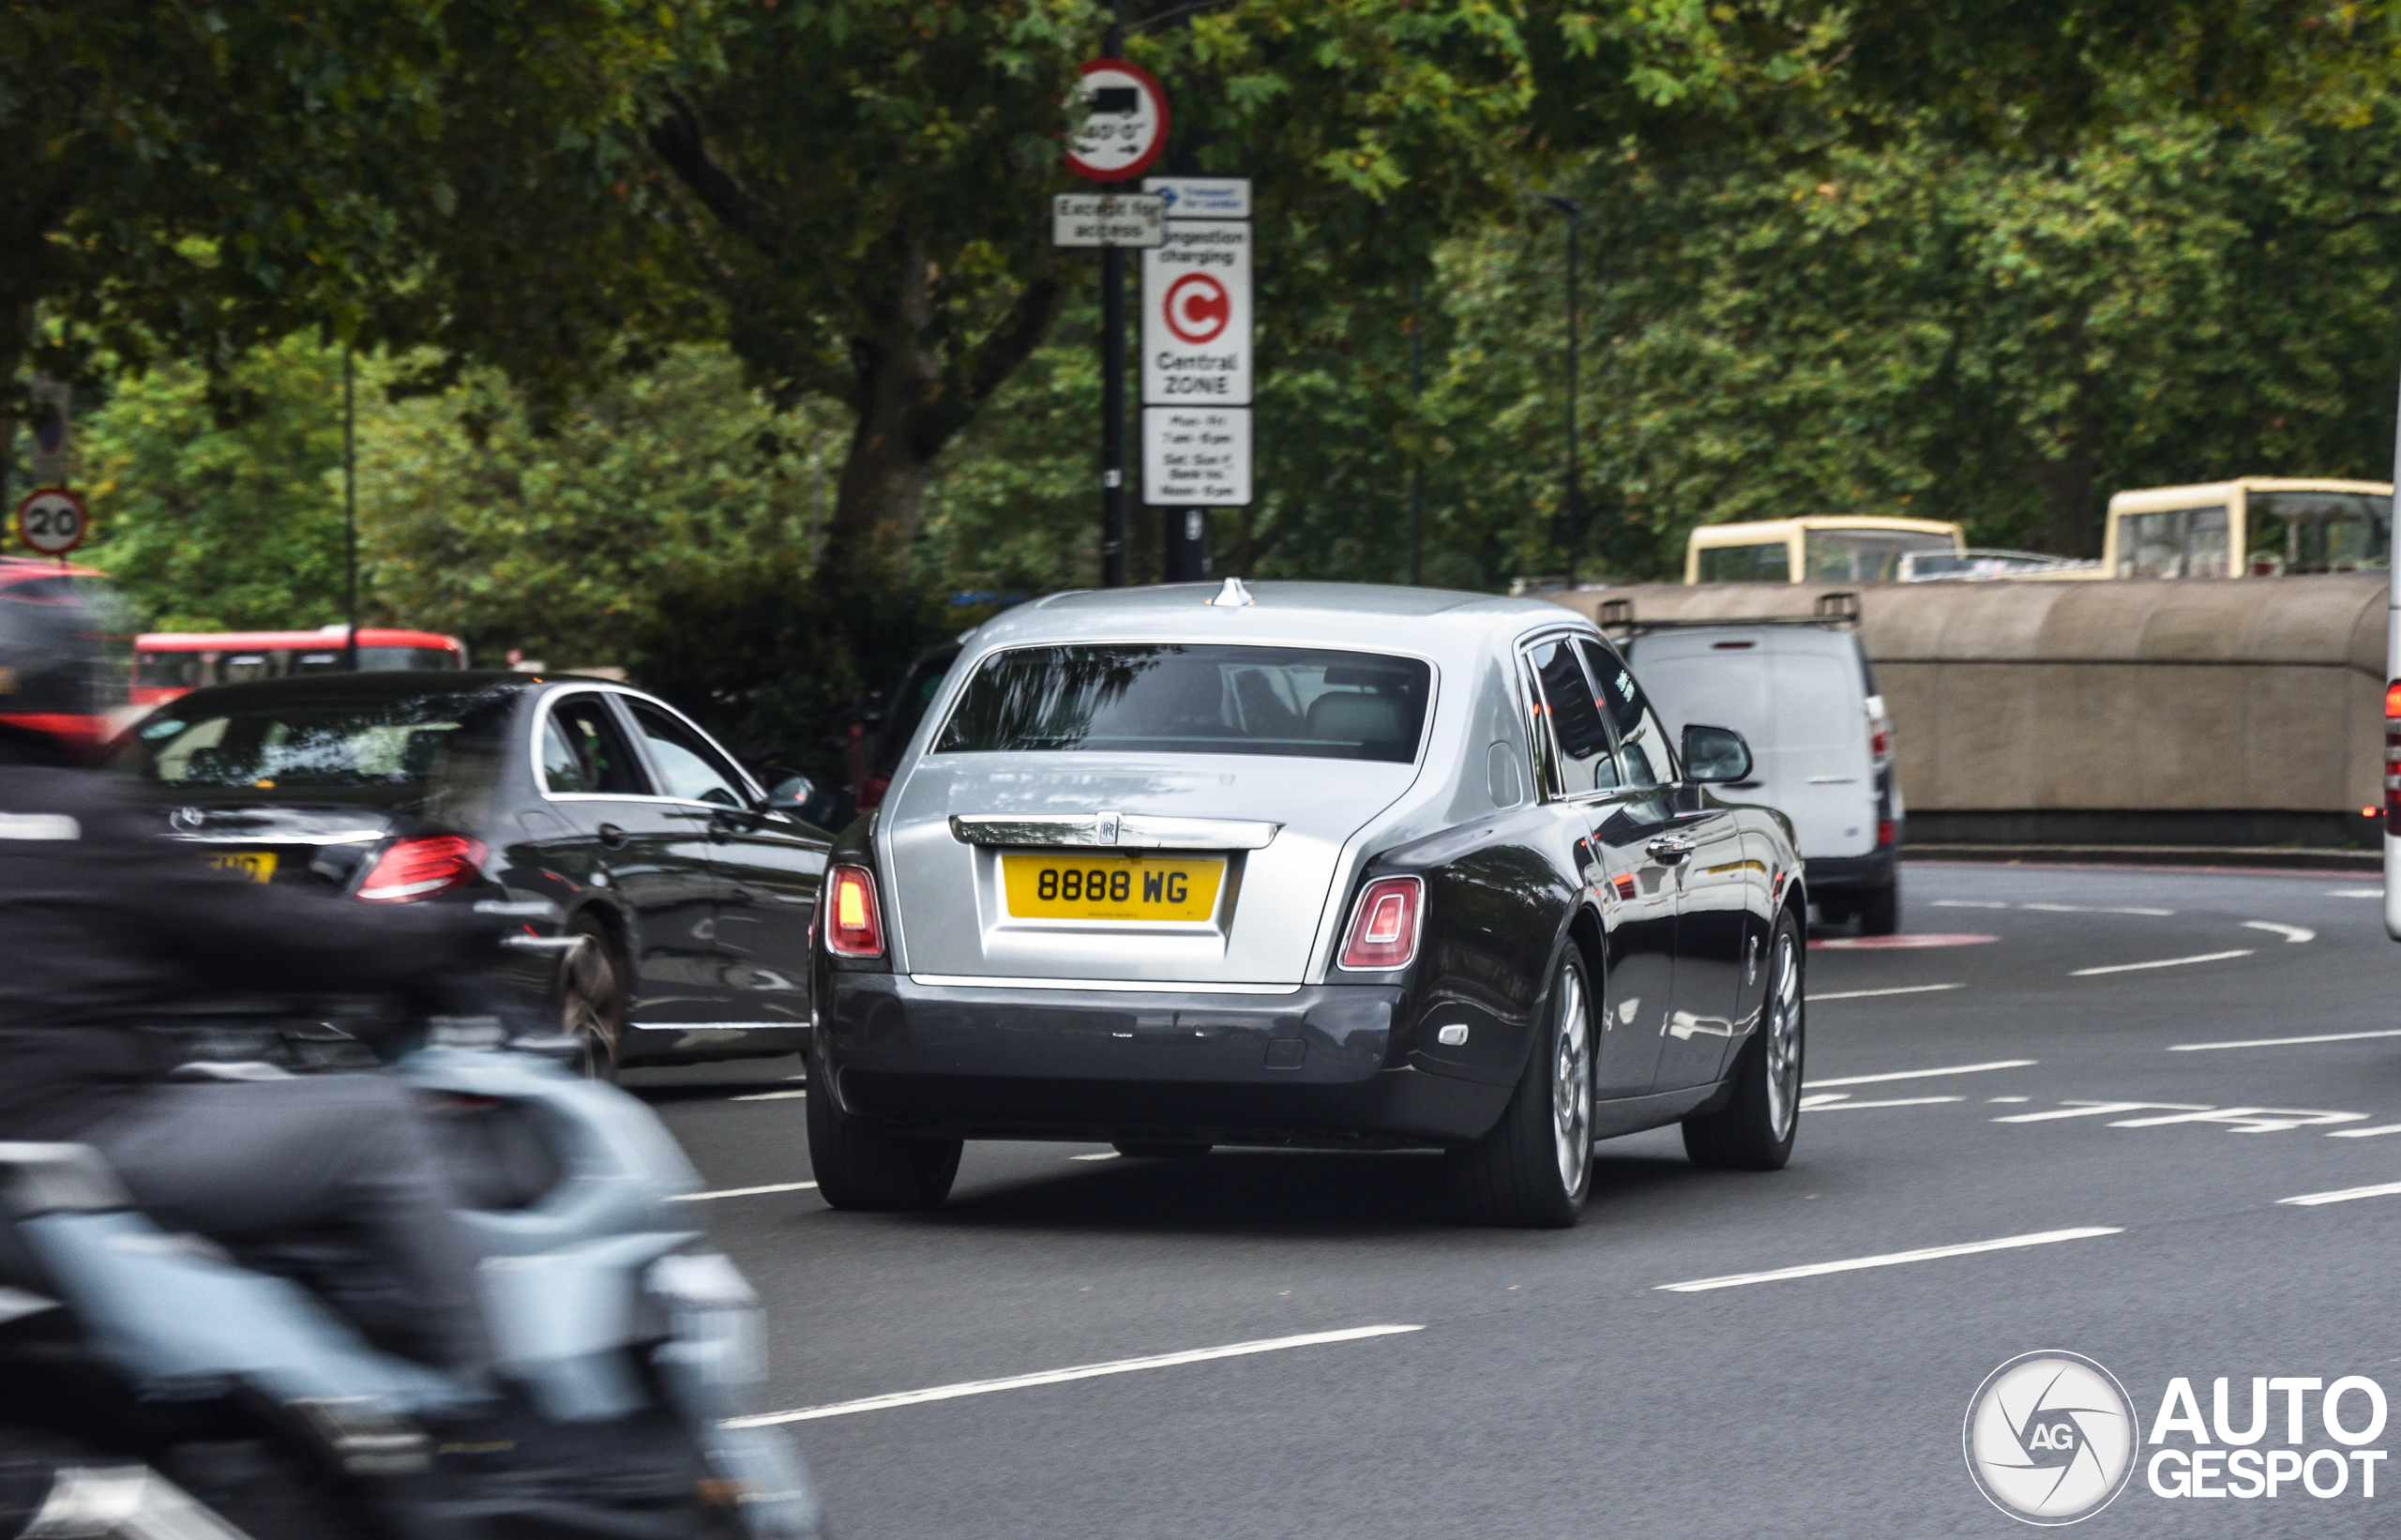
[1101,239,1128,587]
[343,346,360,671]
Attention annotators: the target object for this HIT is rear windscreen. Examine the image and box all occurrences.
[933,643,1433,763]
[114,694,506,789]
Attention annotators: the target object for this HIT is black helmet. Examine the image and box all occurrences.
[0,562,132,754]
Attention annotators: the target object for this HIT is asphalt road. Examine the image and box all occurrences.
[629,862,2401,1537]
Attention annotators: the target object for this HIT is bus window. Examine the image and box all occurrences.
[2120,506,2227,578]
[1802,530,1956,582]
[2246,491,2392,576]
[1698,542,1791,582]
[219,653,280,685]
[135,652,214,691]
[358,645,463,671]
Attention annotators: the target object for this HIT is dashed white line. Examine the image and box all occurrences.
[1805,1059,2035,1090]
[1655,1228,2122,1293]
[1069,1152,1121,1161]
[724,1324,1426,1426]
[1993,1101,2210,1123]
[2242,921,2317,944]
[2020,902,2177,916]
[1808,983,1967,1003]
[1932,900,2008,910]
[667,1181,819,1202]
[2281,1182,2401,1208]
[2326,1125,2401,1139]
[1799,1095,1963,1111]
[2327,888,2381,898]
[2169,1028,2401,1052]
[731,1089,808,1101]
[2071,949,2252,976]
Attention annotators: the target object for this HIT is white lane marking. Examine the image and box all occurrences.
[2105,1107,2366,1133]
[2328,888,2382,898]
[1995,1101,2210,1123]
[1069,1152,1121,1161]
[725,1324,1426,1426]
[731,1090,808,1101]
[2170,1028,2401,1052]
[1798,1095,1963,1111]
[2282,1182,2401,1207]
[667,1181,819,1202]
[1932,899,2007,909]
[2071,949,2252,976]
[1988,1096,2031,1104]
[1805,1058,2034,1090]
[1655,1228,2122,1293]
[2020,902,2177,916]
[2326,1125,2401,1139]
[1809,983,1966,1003]
[2242,920,2316,944]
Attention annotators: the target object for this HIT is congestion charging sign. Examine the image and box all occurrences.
[1141,178,1251,507]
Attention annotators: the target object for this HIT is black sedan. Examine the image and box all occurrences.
[112,672,832,1076]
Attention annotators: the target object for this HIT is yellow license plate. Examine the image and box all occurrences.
[206,852,278,883]
[1002,853,1225,921]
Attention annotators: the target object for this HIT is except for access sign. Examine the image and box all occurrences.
[1051,193,1166,248]
[1141,221,1250,405]
[14,489,87,556]
[1064,59,1170,183]
[1142,407,1250,506]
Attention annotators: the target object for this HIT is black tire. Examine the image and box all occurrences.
[1446,947,1596,1229]
[1855,876,1900,937]
[1683,909,1804,1170]
[1111,1141,1212,1159]
[558,913,628,1081]
[806,1046,961,1211]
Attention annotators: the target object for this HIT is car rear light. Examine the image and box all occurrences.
[1877,819,1895,848]
[355,835,487,902]
[1870,725,1890,757]
[826,865,883,958]
[2386,682,2401,823]
[1339,876,1423,970]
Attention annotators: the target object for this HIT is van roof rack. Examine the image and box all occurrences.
[1597,590,1861,634]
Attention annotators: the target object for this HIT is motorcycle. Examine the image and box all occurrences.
[0,913,823,1540]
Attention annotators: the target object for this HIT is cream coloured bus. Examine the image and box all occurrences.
[2096,477,2391,580]
[1684,516,1965,584]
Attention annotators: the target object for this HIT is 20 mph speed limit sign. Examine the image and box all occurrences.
[15,489,89,555]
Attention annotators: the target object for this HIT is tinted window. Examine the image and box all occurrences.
[2246,491,2392,575]
[1530,638,1614,795]
[1586,641,1674,788]
[628,702,748,807]
[1802,530,1957,582]
[934,644,1432,763]
[1697,542,1791,582]
[117,694,502,789]
[547,694,649,795]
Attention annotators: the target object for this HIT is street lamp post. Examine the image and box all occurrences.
[1532,193,1583,584]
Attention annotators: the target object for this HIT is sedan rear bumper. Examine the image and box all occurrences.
[819,974,1510,1146]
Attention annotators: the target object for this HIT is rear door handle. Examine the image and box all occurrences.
[1646,835,1696,865]
[596,823,628,850]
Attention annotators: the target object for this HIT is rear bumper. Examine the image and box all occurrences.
[1805,844,1898,895]
[819,974,1509,1145]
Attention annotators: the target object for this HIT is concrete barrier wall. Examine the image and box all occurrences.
[1550,575,2387,846]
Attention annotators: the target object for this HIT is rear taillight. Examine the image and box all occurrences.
[2385,683,2401,824]
[1338,876,1423,971]
[355,835,487,902]
[1877,819,1895,848]
[826,865,884,958]
[1870,725,1890,758]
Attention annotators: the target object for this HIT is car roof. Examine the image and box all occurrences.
[139,670,545,715]
[971,581,1592,658]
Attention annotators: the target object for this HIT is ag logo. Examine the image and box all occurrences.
[1965,1351,2137,1524]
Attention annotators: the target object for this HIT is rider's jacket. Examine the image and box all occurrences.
[0,733,484,1140]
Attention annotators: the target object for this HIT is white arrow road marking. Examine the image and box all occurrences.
[1994,1101,2211,1123]
[1809,983,1967,1003]
[2072,949,2252,976]
[2170,1028,2401,1052]
[2326,1125,2401,1139]
[1805,1059,2034,1090]
[1656,1228,2122,1293]
[724,1325,1426,1426]
[2282,1181,2401,1207]
[667,1181,818,1202]
[2104,1107,2366,1133]
[2242,921,2316,944]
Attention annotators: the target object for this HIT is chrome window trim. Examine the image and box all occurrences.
[526,682,766,811]
[908,974,1303,996]
[1518,624,1616,807]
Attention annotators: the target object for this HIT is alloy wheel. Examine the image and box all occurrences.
[1551,965,1593,1193]
[559,932,624,1080]
[1763,931,1802,1140]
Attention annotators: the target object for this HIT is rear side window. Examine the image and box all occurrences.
[1584,640,1674,789]
[627,702,750,807]
[544,694,650,795]
[1528,638,1615,794]
[935,643,1432,763]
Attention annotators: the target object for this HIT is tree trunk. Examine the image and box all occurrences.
[2027,421,2102,558]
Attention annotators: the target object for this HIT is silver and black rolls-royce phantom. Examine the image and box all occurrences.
[808,580,1806,1227]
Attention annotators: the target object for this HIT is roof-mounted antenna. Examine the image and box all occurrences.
[1205,577,1255,608]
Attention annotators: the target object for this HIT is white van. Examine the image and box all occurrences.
[1618,621,1902,933]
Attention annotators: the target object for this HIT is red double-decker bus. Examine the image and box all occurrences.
[132,626,469,706]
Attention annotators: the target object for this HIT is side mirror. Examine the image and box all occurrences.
[1682,724,1753,784]
[764,771,815,812]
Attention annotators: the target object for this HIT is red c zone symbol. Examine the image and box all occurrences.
[1163,273,1231,344]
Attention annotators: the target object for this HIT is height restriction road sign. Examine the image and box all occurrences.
[1142,221,1249,405]
[1065,59,1169,183]
[14,489,87,556]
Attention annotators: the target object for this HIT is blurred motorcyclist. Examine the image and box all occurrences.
[0,578,496,1379]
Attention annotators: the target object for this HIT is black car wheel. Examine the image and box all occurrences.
[1447,947,1595,1229]
[806,1045,962,1211]
[1684,908,1804,1170]
[559,914,627,1081]
[1855,875,1900,936]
